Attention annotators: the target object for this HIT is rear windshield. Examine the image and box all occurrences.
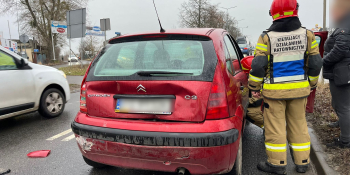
[86,37,218,82]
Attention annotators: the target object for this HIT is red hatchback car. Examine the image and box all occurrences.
[72,28,249,175]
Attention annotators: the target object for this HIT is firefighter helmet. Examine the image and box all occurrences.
[270,0,299,21]
[241,56,254,74]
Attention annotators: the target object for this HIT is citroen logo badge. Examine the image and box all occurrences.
[137,84,146,92]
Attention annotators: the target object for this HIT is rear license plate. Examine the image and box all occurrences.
[115,99,173,114]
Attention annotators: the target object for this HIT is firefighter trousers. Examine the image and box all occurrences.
[247,106,264,128]
[247,97,264,128]
[263,97,310,166]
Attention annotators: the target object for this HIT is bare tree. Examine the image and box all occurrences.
[179,0,210,28]
[78,35,103,59]
[0,0,88,60]
[179,0,242,38]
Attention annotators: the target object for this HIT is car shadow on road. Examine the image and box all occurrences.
[88,166,178,175]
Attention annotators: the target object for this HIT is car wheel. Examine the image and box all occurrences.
[232,135,243,175]
[39,88,65,119]
[83,156,107,168]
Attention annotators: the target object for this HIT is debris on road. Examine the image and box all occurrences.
[27,150,51,158]
[0,168,10,175]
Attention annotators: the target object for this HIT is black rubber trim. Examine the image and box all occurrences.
[71,121,239,147]
[113,95,176,99]
[0,102,35,115]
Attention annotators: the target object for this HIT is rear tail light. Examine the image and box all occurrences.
[206,64,229,120]
[80,83,87,113]
[244,47,248,50]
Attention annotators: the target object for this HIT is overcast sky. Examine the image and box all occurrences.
[0,0,330,54]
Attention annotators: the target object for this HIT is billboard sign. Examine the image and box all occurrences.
[1,39,10,49]
[86,26,105,36]
[51,21,67,34]
[10,41,17,51]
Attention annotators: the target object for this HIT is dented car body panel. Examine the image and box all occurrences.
[75,135,238,175]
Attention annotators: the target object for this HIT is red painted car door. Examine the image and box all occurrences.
[222,34,248,121]
[306,31,328,113]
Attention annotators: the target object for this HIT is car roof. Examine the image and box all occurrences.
[109,28,224,43]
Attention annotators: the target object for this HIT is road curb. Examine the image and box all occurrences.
[308,127,339,175]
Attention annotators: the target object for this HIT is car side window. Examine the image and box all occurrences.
[224,35,239,61]
[223,40,234,75]
[0,50,17,70]
[224,35,241,74]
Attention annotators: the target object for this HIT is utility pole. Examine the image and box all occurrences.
[323,0,327,31]
[7,20,11,40]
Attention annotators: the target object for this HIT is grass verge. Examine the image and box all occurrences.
[306,83,350,174]
[59,65,88,76]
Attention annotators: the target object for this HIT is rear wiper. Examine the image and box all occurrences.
[136,71,193,76]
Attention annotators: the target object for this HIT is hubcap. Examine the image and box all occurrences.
[46,92,63,114]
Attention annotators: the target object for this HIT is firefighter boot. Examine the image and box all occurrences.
[296,164,309,173]
[257,162,286,175]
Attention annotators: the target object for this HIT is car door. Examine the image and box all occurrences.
[306,31,328,113]
[222,34,248,121]
[0,49,36,116]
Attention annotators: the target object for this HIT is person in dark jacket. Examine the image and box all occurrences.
[323,0,350,148]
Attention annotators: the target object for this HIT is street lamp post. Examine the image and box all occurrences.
[323,0,327,31]
[220,6,237,30]
[235,19,244,27]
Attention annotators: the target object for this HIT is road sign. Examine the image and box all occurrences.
[100,18,111,31]
[51,21,67,34]
[66,8,86,39]
[19,34,29,43]
[93,26,100,32]
[34,49,39,53]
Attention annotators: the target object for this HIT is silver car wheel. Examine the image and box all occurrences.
[46,92,63,114]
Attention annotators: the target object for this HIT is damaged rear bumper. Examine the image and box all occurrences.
[71,121,239,174]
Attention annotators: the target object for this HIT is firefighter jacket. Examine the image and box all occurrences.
[248,28,323,100]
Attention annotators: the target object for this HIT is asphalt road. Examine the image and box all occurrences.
[0,92,317,175]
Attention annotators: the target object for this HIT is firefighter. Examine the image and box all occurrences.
[247,93,264,128]
[248,0,323,174]
[242,56,264,128]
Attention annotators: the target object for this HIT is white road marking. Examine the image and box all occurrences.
[46,129,72,141]
[61,134,76,141]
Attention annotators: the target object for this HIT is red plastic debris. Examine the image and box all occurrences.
[27,150,51,158]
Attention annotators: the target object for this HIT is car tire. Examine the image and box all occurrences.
[232,135,243,175]
[39,88,65,119]
[83,156,107,168]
